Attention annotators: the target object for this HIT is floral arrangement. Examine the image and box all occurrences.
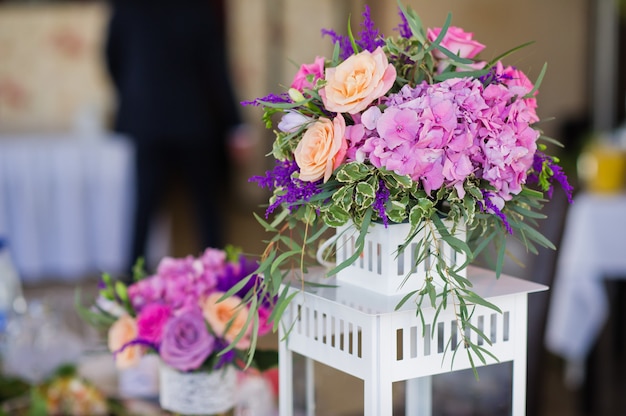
[239,2,572,365]
[30,365,110,416]
[0,364,125,416]
[78,247,276,373]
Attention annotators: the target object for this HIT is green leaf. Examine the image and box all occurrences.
[221,271,256,300]
[253,211,278,232]
[509,203,547,219]
[524,62,547,98]
[383,169,413,188]
[346,14,360,55]
[356,182,376,199]
[494,233,506,278]
[434,68,490,82]
[336,162,371,182]
[486,41,536,68]
[332,186,354,210]
[267,286,299,327]
[408,204,428,225]
[220,296,258,359]
[331,41,341,66]
[469,229,495,259]
[74,290,117,328]
[519,187,544,199]
[328,209,372,276]
[461,291,502,314]
[395,290,419,310]
[517,221,556,250]
[424,14,474,65]
[251,349,279,371]
[270,249,303,275]
[396,0,426,43]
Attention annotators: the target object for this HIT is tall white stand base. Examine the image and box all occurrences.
[278,266,546,415]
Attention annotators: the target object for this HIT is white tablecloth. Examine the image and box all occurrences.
[545,192,626,375]
[0,133,135,283]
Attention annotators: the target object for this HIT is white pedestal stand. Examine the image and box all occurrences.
[278,266,547,416]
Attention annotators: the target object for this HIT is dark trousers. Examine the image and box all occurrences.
[129,139,224,274]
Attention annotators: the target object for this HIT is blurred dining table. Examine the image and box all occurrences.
[0,132,135,283]
[545,191,626,385]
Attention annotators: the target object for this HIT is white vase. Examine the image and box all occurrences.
[332,220,467,296]
[159,363,237,416]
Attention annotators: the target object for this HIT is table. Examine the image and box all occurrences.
[279,266,546,415]
[545,192,626,385]
[0,133,135,282]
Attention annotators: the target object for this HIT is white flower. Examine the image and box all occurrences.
[278,110,311,133]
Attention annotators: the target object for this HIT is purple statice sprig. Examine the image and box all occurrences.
[356,5,385,52]
[250,159,322,218]
[322,5,384,61]
[479,191,513,234]
[213,339,236,369]
[114,338,159,357]
[321,28,353,61]
[241,93,293,129]
[527,151,574,203]
[240,93,291,107]
[373,179,390,226]
[478,65,514,87]
[394,7,412,39]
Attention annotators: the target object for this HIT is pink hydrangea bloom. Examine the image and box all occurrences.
[349,74,539,200]
[494,62,539,123]
[128,275,166,311]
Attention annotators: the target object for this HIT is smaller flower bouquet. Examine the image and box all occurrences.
[77,246,277,374]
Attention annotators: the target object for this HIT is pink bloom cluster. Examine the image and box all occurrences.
[344,66,539,205]
[128,248,227,312]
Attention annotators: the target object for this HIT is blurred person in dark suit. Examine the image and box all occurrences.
[105,0,249,277]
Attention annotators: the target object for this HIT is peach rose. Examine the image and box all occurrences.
[294,115,347,182]
[201,292,251,349]
[320,47,396,114]
[108,314,143,369]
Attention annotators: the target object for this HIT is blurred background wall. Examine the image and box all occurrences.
[0,1,112,133]
[0,0,597,189]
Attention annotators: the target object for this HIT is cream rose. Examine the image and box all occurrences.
[294,115,347,182]
[320,47,396,114]
[201,292,251,349]
[108,314,143,369]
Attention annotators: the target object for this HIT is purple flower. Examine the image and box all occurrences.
[356,5,385,53]
[373,179,390,226]
[480,191,513,234]
[321,28,353,60]
[528,152,574,203]
[159,308,215,372]
[547,163,574,203]
[394,8,412,39]
[241,93,291,107]
[321,6,384,60]
[216,255,258,298]
[249,159,322,217]
[212,339,236,369]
